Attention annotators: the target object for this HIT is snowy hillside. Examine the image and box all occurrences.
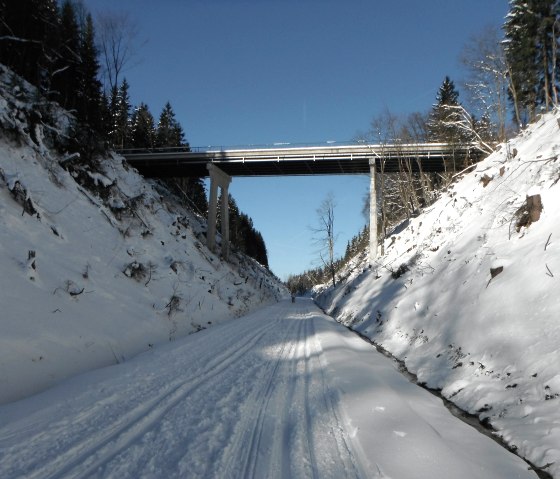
[0,66,287,405]
[315,111,560,477]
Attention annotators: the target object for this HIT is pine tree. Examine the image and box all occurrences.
[0,0,59,91]
[427,76,466,143]
[504,0,559,124]
[154,101,207,213]
[216,194,269,267]
[52,0,81,111]
[474,113,495,144]
[156,102,185,148]
[77,13,103,132]
[130,102,156,148]
[184,177,208,214]
[107,85,119,145]
[108,78,132,148]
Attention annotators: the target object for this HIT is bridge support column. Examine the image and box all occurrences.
[206,163,232,260]
[369,159,378,264]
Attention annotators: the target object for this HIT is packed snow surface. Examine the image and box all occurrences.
[0,299,537,479]
[316,111,560,478]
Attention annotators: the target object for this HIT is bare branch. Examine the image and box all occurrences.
[96,11,141,91]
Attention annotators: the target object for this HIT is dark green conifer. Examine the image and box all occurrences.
[131,102,156,149]
[504,0,559,124]
[427,76,464,143]
[77,13,103,132]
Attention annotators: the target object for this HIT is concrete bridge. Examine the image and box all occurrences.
[120,142,485,263]
[120,142,481,177]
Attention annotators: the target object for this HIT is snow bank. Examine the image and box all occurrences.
[316,111,560,478]
[0,66,287,404]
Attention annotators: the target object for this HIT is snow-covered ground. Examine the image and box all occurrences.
[0,62,556,477]
[0,66,287,404]
[0,299,538,479]
[315,111,560,478]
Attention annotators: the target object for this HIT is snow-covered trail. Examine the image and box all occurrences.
[0,299,537,479]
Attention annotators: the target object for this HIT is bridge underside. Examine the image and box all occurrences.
[122,145,482,178]
[128,157,465,177]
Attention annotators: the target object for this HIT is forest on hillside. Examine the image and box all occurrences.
[0,0,270,268]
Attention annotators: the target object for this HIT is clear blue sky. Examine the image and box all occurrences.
[84,0,509,280]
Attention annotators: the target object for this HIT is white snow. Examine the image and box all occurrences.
[0,299,537,478]
[0,62,555,477]
[0,65,287,404]
[316,110,560,478]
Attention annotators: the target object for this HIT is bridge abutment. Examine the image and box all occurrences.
[206,164,232,259]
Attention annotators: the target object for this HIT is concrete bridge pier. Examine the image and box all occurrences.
[369,159,378,264]
[206,163,232,259]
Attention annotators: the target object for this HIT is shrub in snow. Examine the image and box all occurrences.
[123,261,147,281]
[391,263,409,279]
[6,179,38,217]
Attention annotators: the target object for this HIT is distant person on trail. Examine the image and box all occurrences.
[291,294,295,303]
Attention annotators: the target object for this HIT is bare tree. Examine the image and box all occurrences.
[439,104,495,155]
[460,26,509,141]
[96,11,140,92]
[364,110,422,240]
[359,108,456,256]
[312,193,337,287]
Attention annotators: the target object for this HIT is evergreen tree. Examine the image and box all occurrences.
[154,101,208,213]
[427,76,466,143]
[107,84,119,145]
[183,177,208,214]
[216,194,269,268]
[474,113,495,144]
[108,78,132,148]
[155,102,185,147]
[52,0,81,111]
[252,230,269,268]
[130,102,156,148]
[0,0,59,91]
[504,0,559,124]
[95,90,111,141]
[77,13,103,132]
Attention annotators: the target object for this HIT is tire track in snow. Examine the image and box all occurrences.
[300,314,320,478]
[263,313,305,479]
[262,310,315,479]
[8,319,278,479]
[307,316,364,478]
[217,305,318,479]
[224,314,299,479]
[218,307,363,479]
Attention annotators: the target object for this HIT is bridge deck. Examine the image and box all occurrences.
[120,143,484,177]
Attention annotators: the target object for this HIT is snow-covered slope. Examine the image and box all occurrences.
[315,111,560,478]
[0,66,287,405]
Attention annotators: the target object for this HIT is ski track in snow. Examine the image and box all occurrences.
[0,300,537,479]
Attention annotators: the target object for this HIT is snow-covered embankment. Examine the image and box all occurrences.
[0,66,287,404]
[315,111,560,478]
